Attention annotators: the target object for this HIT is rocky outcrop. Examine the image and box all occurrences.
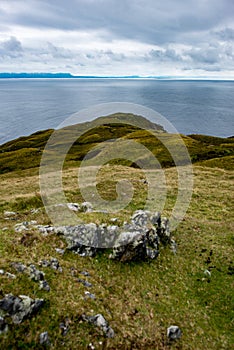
[14,209,176,262]
[0,294,44,324]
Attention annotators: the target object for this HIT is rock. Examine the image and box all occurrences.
[0,269,5,275]
[39,280,50,292]
[0,316,8,334]
[77,279,92,288]
[80,271,90,277]
[5,272,16,279]
[82,314,114,338]
[50,258,60,270]
[84,291,96,300]
[38,258,62,272]
[167,325,182,341]
[36,225,55,236]
[0,294,44,324]
[28,265,45,282]
[170,239,177,254]
[131,210,151,227]
[80,202,93,212]
[204,269,211,277]
[110,226,159,262]
[39,331,50,346]
[4,211,16,217]
[11,262,27,273]
[67,202,80,211]
[59,318,70,336]
[14,223,29,232]
[55,248,65,255]
[34,210,174,261]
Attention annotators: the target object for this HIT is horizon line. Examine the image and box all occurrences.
[0,72,233,81]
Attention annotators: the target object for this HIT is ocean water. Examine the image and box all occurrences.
[0,79,233,144]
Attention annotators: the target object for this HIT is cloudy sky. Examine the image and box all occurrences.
[0,0,233,78]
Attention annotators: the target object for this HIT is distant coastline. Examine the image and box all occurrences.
[0,72,233,81]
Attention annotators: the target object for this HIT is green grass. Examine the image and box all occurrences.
[0,115,233,349]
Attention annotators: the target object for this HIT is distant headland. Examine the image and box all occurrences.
[0,73,233,80]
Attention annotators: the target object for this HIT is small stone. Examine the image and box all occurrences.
[67,202,80,212]
[50,258,60,270]
[80,271,90,277]
[0,269,4,275]
[5,272,16,279]
[4,211,16,217]
[77,279,92,288]
[82,313,114,338]
[0,316,8,334]
[84,291,96,300]
[39,331,50,346]
[28,265,45,281]
[59,319,70,336]
[204,269,211,277]
[39,280,50,292]
[80,202,93,212]
[11,262,27,273]
[55,248,65,255]
[167,325,182,341]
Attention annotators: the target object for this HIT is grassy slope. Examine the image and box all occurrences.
[0,117,233,349]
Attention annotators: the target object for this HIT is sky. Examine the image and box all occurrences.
[0,0,233,78]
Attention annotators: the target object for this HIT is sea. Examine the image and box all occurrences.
[0,79,233,145]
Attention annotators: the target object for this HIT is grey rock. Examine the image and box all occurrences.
[59,318,70,336]
[38,258,62,271]
[204,269,211,277]
[110,227,159,262]
[36,225,55,236]
[28,265,45,282]
[0,269,5,275]
[77,279,92,288]
[82,313,114,338]
[4,211,16,217]
[39,331,50,346]
[14,223,28,232]
[39,280,50,292]
[131,210,151,227]
[0,316,8,334]
[80,202,93,212]
[5,272,16,279]
[167,325,182,341]
[84,291,96,300]
[80,271,90,277]
[55,248,65,255]
[0,294,44,324]
[67,202,80,211]
[11,262,27,273]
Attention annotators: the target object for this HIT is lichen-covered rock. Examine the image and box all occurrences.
[0,294,44,324]
[82,314,114,338]
[35,210,174,261]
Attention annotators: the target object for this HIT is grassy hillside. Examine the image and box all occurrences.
[0,114,233,349]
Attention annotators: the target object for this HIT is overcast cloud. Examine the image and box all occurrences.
[0,0,233,78]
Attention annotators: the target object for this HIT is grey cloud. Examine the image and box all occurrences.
[0,36,23,58]
[1,0,233,45]
[215,27,234,42]
[149,49,182,62]
[186,47,219,65]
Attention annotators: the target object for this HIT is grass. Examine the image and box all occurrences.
[0,115,233,349]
